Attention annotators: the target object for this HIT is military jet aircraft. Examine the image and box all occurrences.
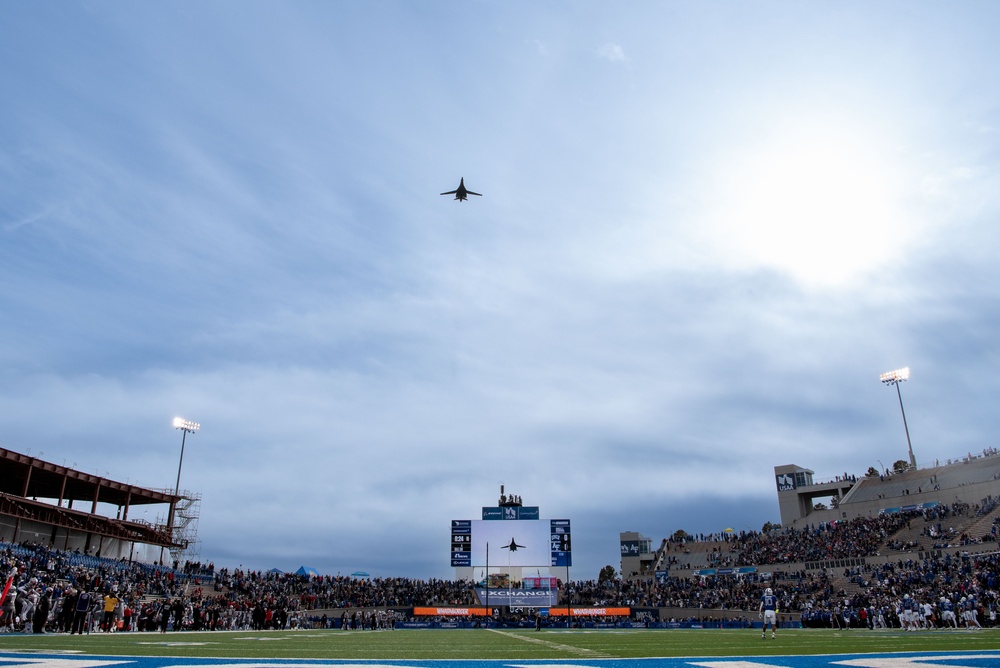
[440,177,482,201]
[502,537,525,551]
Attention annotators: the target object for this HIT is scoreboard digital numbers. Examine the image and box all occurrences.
[450,518,571,568]
[451,520,472,567]
[549,518,572,567]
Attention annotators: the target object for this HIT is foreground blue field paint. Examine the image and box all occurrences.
[1,652,1000,668]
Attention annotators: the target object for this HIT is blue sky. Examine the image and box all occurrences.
[2,1,1000,579]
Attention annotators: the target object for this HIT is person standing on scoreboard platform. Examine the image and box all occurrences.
[759,587,778,639]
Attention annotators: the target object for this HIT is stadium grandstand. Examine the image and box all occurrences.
[3,444,1000,632]
[0,447,196,564]
[774,452,1000,528]
[618,451,1000,627]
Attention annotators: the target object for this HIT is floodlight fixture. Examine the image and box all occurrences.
[880,367,910,384]
[880,367,915,469]
[173,417,200,433]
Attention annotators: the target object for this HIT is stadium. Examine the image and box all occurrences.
[2,443,1000,668]
[5,2,1000,668]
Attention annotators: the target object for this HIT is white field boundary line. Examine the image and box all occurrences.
[486,628,612,658]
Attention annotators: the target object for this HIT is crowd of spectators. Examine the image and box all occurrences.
[3,504,1000,632]
[0,540,482,633]
[654,500,1000,573]
[727,514,913,566]
[798,549,1000,629]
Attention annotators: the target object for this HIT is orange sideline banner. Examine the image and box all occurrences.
[413,606,493,617]
[547,607,630,617]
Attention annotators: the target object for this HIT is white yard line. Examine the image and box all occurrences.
[486,628,612,658]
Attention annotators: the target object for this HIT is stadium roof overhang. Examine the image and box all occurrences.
[0,447,181,548]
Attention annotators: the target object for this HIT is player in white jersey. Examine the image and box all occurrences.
[921,601,933,629]
[759,587,778,639]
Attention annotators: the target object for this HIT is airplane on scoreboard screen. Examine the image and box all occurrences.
[502,537,525,551]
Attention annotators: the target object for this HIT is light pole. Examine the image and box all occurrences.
[880,367,915,469]
[485,542,489,627]
[167,417,200,548]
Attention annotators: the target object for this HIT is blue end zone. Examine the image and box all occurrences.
[1,652,1000,667]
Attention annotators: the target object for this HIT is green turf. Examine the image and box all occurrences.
[1,628,998,660]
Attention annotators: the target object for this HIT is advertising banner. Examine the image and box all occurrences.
[620,540,642,556]
[775,473,796,492]
[547,607,631,617]
[473,588,558,607]
[413,606,493,617]
[481,506,540,520]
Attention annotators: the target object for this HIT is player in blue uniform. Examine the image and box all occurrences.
[900,594,917,631]
[940,596,958,628]
[962,595,982,629]
[759,587,778,639]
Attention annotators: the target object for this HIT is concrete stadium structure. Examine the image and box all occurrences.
[618,451,1000,623]
[619,449,1000,623]
[622,451,1000,578]
[775,452,1000,528]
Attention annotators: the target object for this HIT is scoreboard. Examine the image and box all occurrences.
[451,521,471,566]
[451,517,572,568]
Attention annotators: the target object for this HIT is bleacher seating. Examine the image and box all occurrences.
[844,454,1000,504]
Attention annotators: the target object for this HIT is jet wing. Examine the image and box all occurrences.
[466,190,482,196]
[440,189,458,195]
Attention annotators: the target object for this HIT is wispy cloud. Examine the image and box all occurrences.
[597,42,626,62]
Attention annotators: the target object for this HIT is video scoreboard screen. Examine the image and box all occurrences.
[451,518,571,568]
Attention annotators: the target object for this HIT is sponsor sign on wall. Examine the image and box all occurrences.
[473,587,558,607]
[775,473,796,492]
[620,540,642,556]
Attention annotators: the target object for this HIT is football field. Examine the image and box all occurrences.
[0,628,998,667]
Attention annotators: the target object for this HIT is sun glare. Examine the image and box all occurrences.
[710,125,904,288]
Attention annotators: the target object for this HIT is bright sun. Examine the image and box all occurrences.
[708,123,904,288]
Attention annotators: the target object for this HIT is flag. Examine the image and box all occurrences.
[0,574,13,609]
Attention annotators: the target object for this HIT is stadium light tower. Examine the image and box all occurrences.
[880,367,916,469]
[168,417,200,535]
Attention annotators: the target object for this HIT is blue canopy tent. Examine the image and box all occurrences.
[295,566,320,577]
